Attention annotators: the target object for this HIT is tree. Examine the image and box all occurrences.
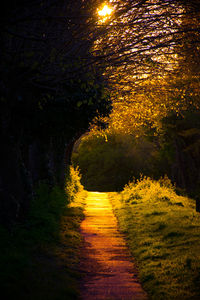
[0,0,111,226]
[90,0,200,132]
[93,0,200,127]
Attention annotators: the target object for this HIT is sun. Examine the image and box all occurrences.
[98,4,113,17]
[97,4,113,22]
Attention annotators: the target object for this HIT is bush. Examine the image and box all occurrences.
[65,166,84,202]
[122,175,184,206]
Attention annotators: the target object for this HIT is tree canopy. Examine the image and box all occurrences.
[92,0,200,135]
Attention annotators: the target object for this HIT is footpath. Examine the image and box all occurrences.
[79,192,148,300]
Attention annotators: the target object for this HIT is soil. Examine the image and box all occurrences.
[79,192,148,300]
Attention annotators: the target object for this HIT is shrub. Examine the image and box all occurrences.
[65,166,83,202]
[122,175,185,206]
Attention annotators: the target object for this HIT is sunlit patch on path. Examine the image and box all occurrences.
[79,192,148,300]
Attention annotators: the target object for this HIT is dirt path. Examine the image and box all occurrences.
[79,192,148,300]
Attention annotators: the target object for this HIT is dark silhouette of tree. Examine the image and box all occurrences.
[0,0,110,226]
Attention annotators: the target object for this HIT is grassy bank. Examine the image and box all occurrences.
[109,177,200,300]
[0,167,86,300]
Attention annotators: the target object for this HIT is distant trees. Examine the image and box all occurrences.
[72,132,157,191]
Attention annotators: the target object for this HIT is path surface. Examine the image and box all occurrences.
[79,192,148,300]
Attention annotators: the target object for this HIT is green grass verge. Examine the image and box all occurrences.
[0,184,87,300]
[109,177,200,300]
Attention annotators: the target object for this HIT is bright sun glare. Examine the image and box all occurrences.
[98,4,113,17]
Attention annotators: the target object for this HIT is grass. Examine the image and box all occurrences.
[109,176,200,300]
[0,167,87,300]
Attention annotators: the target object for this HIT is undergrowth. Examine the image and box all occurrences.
[0,166,86,300]
[65,166,84,202]
[109,176,200,300]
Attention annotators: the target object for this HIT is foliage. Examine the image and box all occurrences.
[103,72,200,137]
[122,176,178,205]
[109,177,200,299]
[65,166,84,202]
[75,107,200,203]
[72,131,160,191]
[93,0,200,127]
[94,0,200,138]
[0,172,86,299]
